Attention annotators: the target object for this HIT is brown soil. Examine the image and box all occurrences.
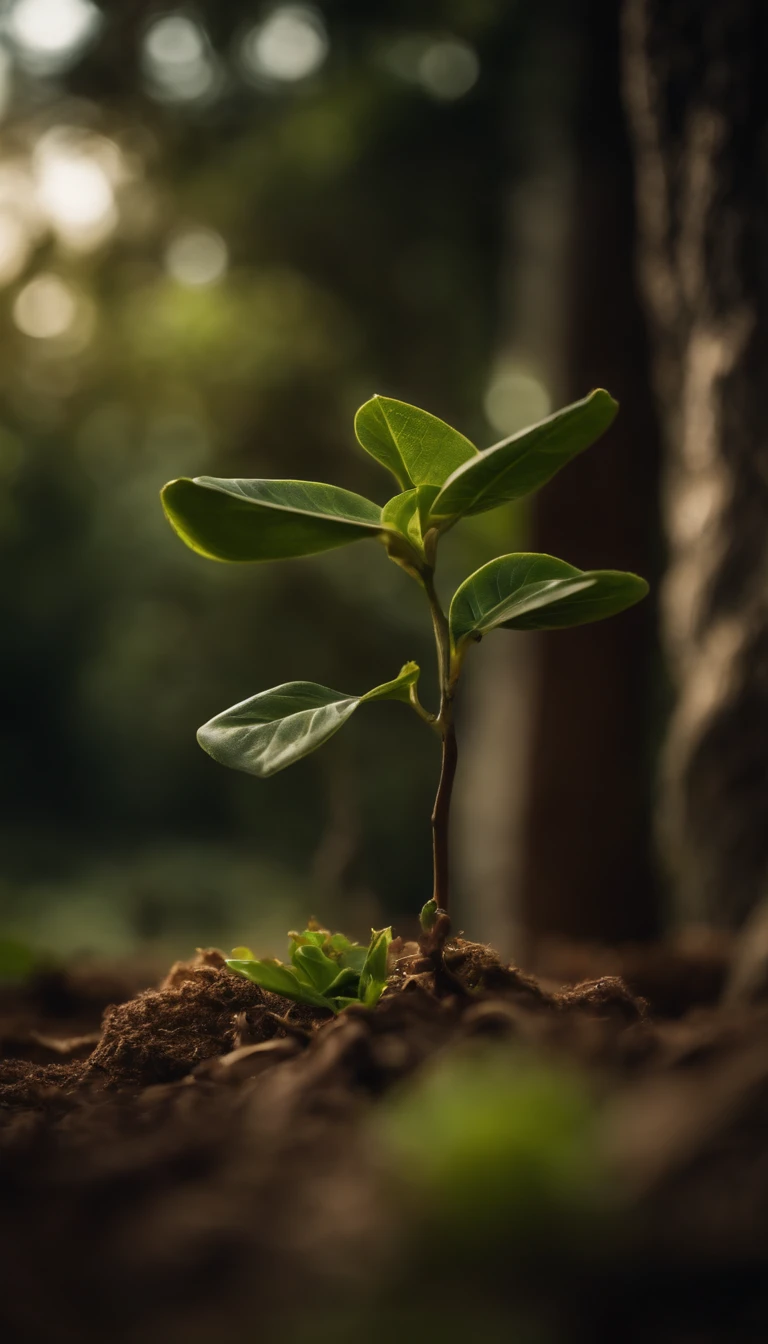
[0,933,766,1344]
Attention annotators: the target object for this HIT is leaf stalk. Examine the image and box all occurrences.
[409,681,440,731]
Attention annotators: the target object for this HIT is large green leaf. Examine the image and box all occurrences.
[162,476,385,562]
[197,662,420,778]
[450,553,648,647]
[430,389,618,521]
[355,396,477,490]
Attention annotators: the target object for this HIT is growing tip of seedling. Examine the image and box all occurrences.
[420,899,438,932]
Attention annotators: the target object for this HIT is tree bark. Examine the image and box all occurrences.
[623,0,768,926]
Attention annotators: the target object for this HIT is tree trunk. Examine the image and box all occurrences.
[623,0,768,927]
[519,0,662,948]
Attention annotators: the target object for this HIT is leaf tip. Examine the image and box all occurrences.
[590,387,620,416]
[195,721,212,752]
[160,476,189,510]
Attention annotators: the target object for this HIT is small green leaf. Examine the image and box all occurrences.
[360,661,420,706]
[329,937,367,974]
[226,958,331,1010]
[292,944,342,993]
[326,932,355,954]
[355,396,477,490]
[231,945,255,961]
[200,683,359,777]
[381,486,441,558]
[324,967,361,998]
[360,926,392,1006]
[197,663,420,778]
[288,929,327,950]
[450,553,649,648]
[162,477,385,563]
[430,389,618,521]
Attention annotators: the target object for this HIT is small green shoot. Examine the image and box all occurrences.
[227,924,392,1014]
[419,899,438,932]
[162,390,648,917]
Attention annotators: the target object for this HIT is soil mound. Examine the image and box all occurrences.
[0,934,766,1343]
[86,951,271,1087]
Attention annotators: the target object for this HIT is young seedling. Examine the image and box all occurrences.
[162,390,648,921]
[229,924,392,1014]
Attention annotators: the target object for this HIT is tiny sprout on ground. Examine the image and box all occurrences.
[228,924,392,1014]
[162,389,648,922]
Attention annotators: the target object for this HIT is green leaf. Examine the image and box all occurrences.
[359,926,392,1006]
[292,944,342,993]
[326,931,355,954]
[450,553,649,648]
[226,958,332,1010]
[231,945,255,961]
[381,486,441,558]
[337,943,367,975]
[288,929,327,951]
[355,396,477,490]
[430,389,618,521]
[197,662,420,778]
[360,662,420,706]
[326,933,368,974]
[324,967,361,998]
[161,477,385,563]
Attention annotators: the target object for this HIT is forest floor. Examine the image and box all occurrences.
[1,929,767,1344]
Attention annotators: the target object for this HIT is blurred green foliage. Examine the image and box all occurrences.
[378,1046,611,1245]
[319,1045,618,1344]
[0,0,545,955]
[0,934,39,980]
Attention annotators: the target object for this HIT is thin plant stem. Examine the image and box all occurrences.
[422,567,458,912]
[423,569,451,701]
[431,713,457,911]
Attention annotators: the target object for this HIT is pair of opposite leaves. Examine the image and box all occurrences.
[162,390,648,779]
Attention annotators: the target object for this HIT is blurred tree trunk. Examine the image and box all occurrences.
[518,0,662,949]
[623,0,768,927]
[453,34,572,952]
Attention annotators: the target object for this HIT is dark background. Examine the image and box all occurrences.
[0,0,663,961]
